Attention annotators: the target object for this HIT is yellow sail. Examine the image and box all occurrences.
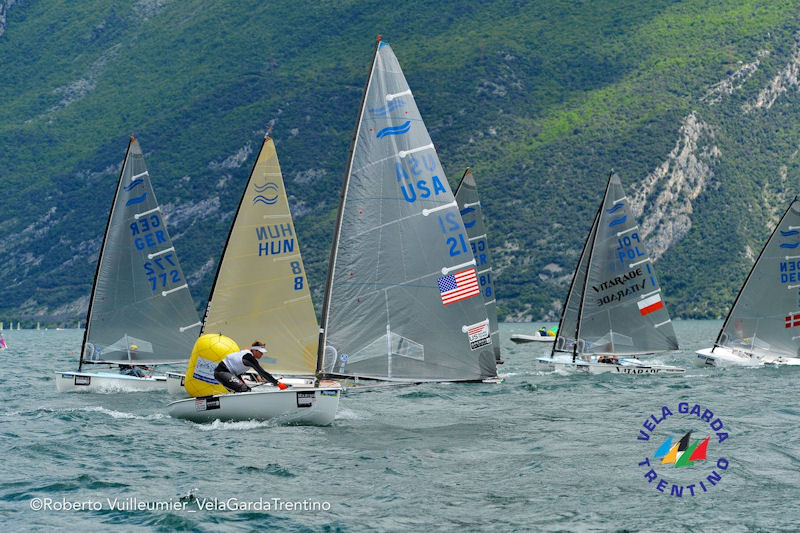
[184,333,238,397]
[202,134,318,375]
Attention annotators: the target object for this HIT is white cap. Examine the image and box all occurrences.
[250,345,267,353]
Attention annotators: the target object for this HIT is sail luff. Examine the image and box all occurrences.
[575,171,615,355]
[551,196,602,359]
[317,37,383,375]
[79,136,135,371]
[715,195,800,357]
[200,132,270,334]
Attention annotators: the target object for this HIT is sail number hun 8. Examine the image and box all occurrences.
[617,233,644,265]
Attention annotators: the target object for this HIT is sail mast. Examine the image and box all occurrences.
[79,135,135,371]
[316,36,383,376]
[200,129,274,333]
[714,195,799,349]
[574,170,615,359]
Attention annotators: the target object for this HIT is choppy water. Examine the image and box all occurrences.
[2,321,799,532]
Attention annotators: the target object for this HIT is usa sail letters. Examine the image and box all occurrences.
[635,402,730,498]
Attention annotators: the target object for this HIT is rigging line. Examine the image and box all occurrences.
[468,234,487,241]
[654,319,672,328]
[147,247,175,259]
[179,322,202,332]
[613,196,627,204]
[616,226,638,236]
[462,201,481,208]
[134,206,160,219]
[131,171,149,180]
[629,258,650,268]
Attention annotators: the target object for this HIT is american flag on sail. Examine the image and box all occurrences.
[437,268,480,305]
[637,293,664,316]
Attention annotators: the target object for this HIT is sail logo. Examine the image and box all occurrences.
[460,206,477,229]
[253,182,280,205]
[636,401,729,498]
[437,268,480,305]
[369,99,405,117]
[784,313,800,328]
[608,215,627,227]
[654,432,709,467]
[780,229,800,249]
[126,193,147,206]
[376,121,411,138]
[124,178,144,191]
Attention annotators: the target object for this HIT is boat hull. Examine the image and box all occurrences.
[55,371,167,393]
[166,384,341,425]
[537,356,684,375]
[165,372,316,396]
[510,333,554,344]
[695,346,800,367]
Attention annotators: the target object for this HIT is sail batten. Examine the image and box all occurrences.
[318,41,496,381]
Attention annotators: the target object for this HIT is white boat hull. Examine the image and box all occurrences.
[165,372,316,396]
[695,346,800,367]
[537,356,684,375]
[55,371,167,393]
[166,383,341,425]
[510,333,554,344]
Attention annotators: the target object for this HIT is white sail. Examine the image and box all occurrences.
[552,172,678,357]
[318,39,496,382]
[79,136,201,368]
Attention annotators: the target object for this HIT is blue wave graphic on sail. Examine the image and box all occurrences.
[253,195,278,205]
[253,181,279,194]
[125,193,147,206]
[376,121,412,138]
[780,242,800,249]
[124,178,144,191]
[252,182,279,205]
[606,203,624,214]
[608,216,627,227]
[369,100,406,117]
[781,230,800,237]
[460,207,476,229]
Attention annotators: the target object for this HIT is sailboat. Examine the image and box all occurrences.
[538,171,684,375]
[315,37,497,385]
[696,196,800,367]
[55,136,202,392]
[454,169,503,364]
[166,132,340,424]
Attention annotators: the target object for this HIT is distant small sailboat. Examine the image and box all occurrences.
[454,169,503,364]
[55,135,202,392]
[0,336,7,350]
[16,322,20,330]
[538,171,683,375]
[697,196,800,367]
[166,132,340,424]
[316,37,497,384]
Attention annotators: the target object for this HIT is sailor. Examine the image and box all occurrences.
[119,344,149,377]
[538,327,548,337]
[214,341,287,393]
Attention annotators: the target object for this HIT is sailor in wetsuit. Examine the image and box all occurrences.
[214,341,288,392]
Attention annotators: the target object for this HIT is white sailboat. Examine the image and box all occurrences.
[538,171,684,375]
[696,196,800,367]
[315,37,497,385]
[166,132,340,424]
[55,136,202,392]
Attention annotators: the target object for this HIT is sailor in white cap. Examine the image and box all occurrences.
[214,340,287,392]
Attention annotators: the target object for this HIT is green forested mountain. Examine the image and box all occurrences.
[2,0,800,326]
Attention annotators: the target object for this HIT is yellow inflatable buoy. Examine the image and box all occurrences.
[184,333,239,397]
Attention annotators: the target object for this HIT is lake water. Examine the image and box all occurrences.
[2,321,798,531]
